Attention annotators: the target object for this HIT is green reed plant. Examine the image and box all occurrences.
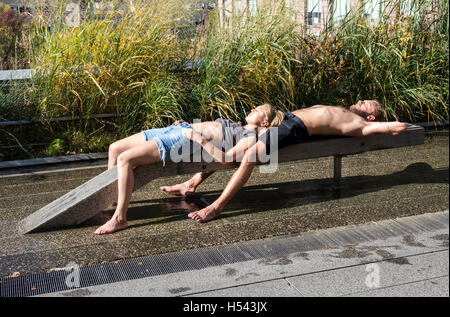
[4,0,447,161]
[196,0,448,123]
[117,76,184,136]
[319,0,448,121]
[195,3,306,121]
[29,0,193,135]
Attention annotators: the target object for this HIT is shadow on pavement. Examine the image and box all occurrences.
[84,162,448,228]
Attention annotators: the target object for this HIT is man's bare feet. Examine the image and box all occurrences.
[94,217,128,235]
[188,204,222,223]
[160,182,195,197]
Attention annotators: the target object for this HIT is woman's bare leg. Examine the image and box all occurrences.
[95,140,161,234]
[108,132,147,169]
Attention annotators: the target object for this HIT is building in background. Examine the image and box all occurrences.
[0,0,438,34]
[0,0,31,13]
[216,0,423,35]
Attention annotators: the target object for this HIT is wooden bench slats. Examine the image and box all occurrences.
[19,124,424,234]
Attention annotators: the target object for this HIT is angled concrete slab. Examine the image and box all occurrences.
[18,158,230,234]
[19,166,119,234]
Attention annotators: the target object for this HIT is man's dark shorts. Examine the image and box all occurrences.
[259,111,310,154]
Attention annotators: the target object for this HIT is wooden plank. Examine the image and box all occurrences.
[0,114,116,127]
[19,124,424,233]
[0,153,108,170]
[277,124,424,163]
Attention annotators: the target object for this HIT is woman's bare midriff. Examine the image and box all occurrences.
[190,121,223,141]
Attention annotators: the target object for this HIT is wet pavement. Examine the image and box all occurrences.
[0,131,448,279]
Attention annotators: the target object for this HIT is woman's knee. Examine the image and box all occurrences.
[109,141,122,157]
[117,151,133,168]
[117,149,146,169]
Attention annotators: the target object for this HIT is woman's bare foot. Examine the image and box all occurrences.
[94,217,128,235]
[188,204,222,223]
[160,182,195,197]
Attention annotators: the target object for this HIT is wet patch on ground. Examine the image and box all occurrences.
[168,287,191,294]
[225,268,238,276]
[61,288,92,297]
[235,272,260,281]
[402,235,427,247]
[258,256,293,266]
[293,252,310,260]
[431,234,449,247]
[331,245,401,261]
[385,257,413,265]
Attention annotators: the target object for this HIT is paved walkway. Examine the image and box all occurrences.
[35,211,448,297]
[0,131,448,298]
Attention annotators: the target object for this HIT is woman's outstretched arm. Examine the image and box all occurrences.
[182,128,258,164]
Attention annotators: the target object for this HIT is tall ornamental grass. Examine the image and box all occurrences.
[1,0,448,160]
[195,4,307,121]
[29,0,194,137]
[197,0,448,122]
[319,0,449,122]
[28,0,449,125]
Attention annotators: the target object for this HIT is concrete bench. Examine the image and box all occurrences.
[19,124,424,234]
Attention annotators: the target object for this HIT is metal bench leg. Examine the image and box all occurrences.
[332,155,342,198]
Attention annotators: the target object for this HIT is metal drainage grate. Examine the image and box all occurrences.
[1,211,448,297]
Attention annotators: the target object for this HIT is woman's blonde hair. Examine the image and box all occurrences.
[258,103,284,135]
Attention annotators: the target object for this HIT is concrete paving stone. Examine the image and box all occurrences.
[0,205,47,222]
[1,196,447,278]
[285,250,449,297]
[35,225,448,297]
[36,252,310,297]
[0,165,106,185]
[344,276,449,297]
[0,177,92,197]
[186,279,302,297]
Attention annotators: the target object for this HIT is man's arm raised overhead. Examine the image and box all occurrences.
[361,121,408,136]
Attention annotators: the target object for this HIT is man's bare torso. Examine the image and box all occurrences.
[293,105,367,136]
[189,105,368,140]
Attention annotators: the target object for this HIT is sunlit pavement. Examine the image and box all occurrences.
[0,131,448,297]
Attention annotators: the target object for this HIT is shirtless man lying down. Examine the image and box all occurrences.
[161,100,407,223]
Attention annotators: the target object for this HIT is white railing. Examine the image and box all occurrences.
[0,69,34,81]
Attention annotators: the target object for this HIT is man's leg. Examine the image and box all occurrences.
[160,171,215,197]
[95,140,161,234]
[188,147,258,222]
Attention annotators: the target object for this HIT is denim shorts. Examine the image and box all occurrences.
[142,122,193,165]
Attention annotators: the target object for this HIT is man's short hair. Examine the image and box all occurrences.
[372,100,386,122]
